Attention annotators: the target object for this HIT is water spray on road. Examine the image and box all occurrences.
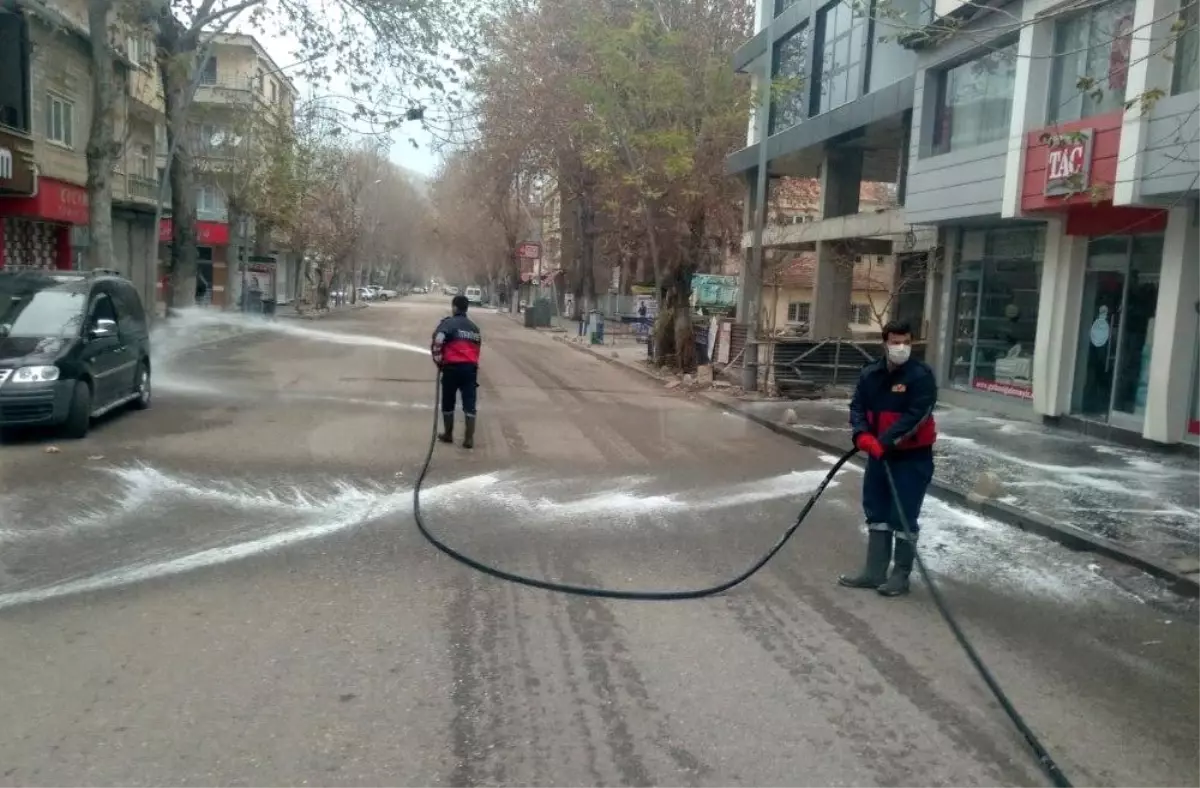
[154,308,430,358]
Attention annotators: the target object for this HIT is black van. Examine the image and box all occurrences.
[0,268,152,439]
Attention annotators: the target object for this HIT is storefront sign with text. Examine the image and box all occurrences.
[972,379,1034,400]
[0,128,36,194]
[158,219,230,245]
[1044,129,1093,197]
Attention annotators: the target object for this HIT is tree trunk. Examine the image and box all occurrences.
[159,46,198,311]
[671,273,697,372]
[227,203,244,311]
[85,0,117,272]
[579,176,596,315]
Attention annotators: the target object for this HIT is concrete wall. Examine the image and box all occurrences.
[904,2,1020,224]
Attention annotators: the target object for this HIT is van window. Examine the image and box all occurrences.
[88,294,118,327]
[0,290,87,338]
[113,283,146,324]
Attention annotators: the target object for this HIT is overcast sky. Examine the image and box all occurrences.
[255,27,445,180]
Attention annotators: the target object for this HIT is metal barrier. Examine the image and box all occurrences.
[769,337,928,396]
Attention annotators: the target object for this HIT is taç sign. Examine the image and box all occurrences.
[1044,130,1093,197]
[517,242,540,260]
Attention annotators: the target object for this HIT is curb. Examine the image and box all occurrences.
[559,339,1200,597]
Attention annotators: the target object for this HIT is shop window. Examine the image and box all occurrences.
[1071,235,1164,425]
[949,226,1045,400]
[932,42,1017,155]
[1048,0,1135,123]
[787,301,811,323]
[1173,0,1199,95]
[770,24,811,134]
[816,0,868,115]
[45,93,73,147]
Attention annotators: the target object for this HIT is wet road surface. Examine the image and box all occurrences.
[0,298,1196,786]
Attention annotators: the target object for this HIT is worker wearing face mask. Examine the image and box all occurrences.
[839,320,937,597]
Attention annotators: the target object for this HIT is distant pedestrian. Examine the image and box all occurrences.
[430,295,483,449]
[839,320,937,597]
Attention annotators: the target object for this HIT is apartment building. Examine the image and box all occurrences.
[730,0,938,349]
[158,32,299,308]
[0,0,161,308]
[731,0,1199,447]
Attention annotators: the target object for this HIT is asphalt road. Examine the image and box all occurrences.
[0,296,1196,787]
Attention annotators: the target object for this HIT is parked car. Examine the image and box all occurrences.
[464,285,483,306]
[356,287,375,301]
[443,285,460,296]
[0,268,152,439]
[371,286,398,301]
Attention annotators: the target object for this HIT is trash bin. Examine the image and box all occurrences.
[533,298,554,328]
[524,307,537,328]
[589,311,605,345]
[262,299,276,316]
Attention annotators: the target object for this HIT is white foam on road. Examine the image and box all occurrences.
[480,470,835,522]
[0,466,833,609]
[0,473,499,611]
[915,499,1106,601]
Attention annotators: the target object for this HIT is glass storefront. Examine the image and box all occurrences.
[949,226,1045,400]
[1071,235,1163,429]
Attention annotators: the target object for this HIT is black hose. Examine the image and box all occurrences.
[413,371,1073,786]
[881,463,1072,788]
[412,372,855,599]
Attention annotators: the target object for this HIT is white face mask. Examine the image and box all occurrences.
[887,343,912,365]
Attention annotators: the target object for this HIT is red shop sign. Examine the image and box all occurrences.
[1044,130,1094,197]
[159,218,230,245]
[0,177,89,224]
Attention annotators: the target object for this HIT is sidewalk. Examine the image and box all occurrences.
[275,302,368,320]
[556,336,1200,593]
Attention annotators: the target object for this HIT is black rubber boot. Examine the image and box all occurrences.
[878,537,916,597]
[438,414,454,443]
[462,415,476,449]
[838,529,892,588]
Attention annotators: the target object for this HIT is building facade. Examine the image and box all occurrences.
[0,0,161,310]
[158,32,299,310]
[731,0,1199,447]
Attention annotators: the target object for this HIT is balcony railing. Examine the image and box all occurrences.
[127,174,160,202]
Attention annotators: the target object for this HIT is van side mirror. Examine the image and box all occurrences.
[89,318,117,340]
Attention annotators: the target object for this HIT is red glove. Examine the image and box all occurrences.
[855,433,885,460]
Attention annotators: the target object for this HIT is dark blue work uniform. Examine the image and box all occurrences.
[432,314,482,417]
[849,358,938,535]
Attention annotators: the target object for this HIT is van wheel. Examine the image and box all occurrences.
[62,381,92,440]
[131,362,151,410]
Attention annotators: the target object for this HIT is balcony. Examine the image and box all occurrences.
[194,80,262,108]
[113,173,165,208]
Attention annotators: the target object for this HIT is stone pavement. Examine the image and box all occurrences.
[555,336,1200,593]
